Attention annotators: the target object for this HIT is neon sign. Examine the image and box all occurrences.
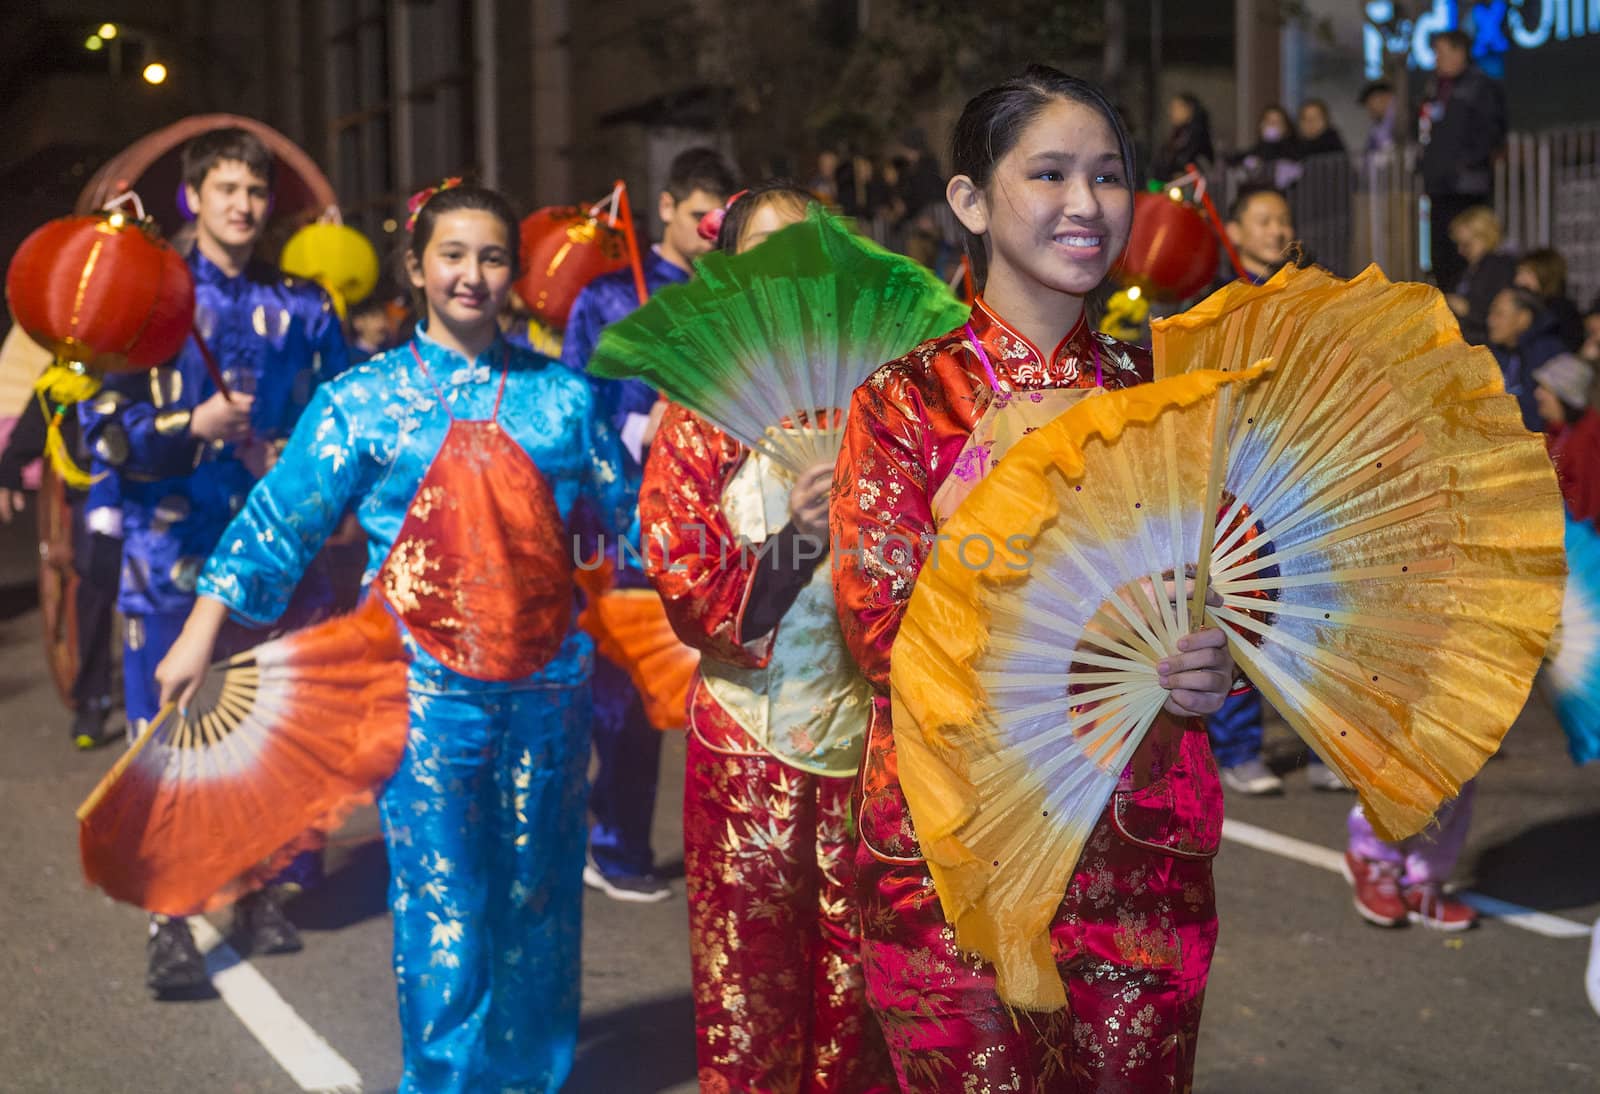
[1364,0,1600,78]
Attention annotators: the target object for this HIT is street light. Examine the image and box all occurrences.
[142,62,168,85]
[85,34,104,51]
[98,23,119,40]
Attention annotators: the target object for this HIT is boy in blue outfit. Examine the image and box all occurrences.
[560,147,738,901]
[80,127,350,994]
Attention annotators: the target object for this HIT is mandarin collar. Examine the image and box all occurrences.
[413,323,508,374]
[966,297,1095,389]
[188,246,270,291]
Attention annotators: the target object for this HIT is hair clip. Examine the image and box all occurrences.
[406,177,464,231]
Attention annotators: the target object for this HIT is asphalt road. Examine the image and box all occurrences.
[0,514,1596,1094]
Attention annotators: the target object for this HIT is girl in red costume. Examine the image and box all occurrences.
[831,68,1235,1091]
[640,183,894,1093]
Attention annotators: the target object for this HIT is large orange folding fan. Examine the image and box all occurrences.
[78,598,410,915]
[890,265,1566,1010]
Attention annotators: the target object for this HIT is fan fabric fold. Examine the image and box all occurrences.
[586,205,970,474]
[79,597,411,915]
[1546,515,1600,765]
[890,264,1565,1011]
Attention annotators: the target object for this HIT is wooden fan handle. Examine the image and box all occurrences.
[75,703,177,822]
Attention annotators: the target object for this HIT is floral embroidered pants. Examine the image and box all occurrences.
[684,707,894,1093]
[377,684,591,1094]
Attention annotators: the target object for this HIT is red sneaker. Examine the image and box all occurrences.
[1342,851,1406,927]
[1403,883,1479,931]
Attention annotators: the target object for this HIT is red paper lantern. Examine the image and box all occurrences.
[513,206,630,329]
[1118,191,1220,303]
[6,210,194,375]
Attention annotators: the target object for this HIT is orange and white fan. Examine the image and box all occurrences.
[890,265,1565,1010]
[78,598,410,915]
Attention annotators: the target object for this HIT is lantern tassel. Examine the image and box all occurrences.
[36,398,95,490]
[34,361,103,408]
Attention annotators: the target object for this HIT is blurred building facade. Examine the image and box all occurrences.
[0,2,1258,260]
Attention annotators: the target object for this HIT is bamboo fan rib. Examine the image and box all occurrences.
[587,205,969,476]
[78,598,410,915]
[890,264,1564,1013]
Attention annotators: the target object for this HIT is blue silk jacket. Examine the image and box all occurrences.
[560,245,689,584]
[80,248,350,616]
[197,329,634,695]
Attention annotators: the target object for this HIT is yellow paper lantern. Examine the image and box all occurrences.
[280,222,380,318]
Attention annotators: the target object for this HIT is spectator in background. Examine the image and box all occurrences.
[1488,285,1568,432]
[1582,302,1600,367]
[1151,92,1215,182]
[1514,248,1585,352]
[809,149,840,205]
[1234,104,1302,191]
[895,128,947,268]
[1222,185,1295,287]
[1421,28,1508,293]
[0,399,122,750]
[346,295,394,363]
[1445,205,1518,346]
[1533,353,1600,524]
[1293,98,1353,274]
[1359,80,1397,162]
[1296,99,1347,157]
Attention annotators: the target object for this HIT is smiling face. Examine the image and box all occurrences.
[406,209,513,339]
[951,97,1132,303]
[186,159,270,254]
[1226,191,1294,276]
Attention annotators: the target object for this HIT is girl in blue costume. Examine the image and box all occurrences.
[155,183,632,1093]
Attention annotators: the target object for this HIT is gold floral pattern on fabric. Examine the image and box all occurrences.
[378,412,573,683]
[833,305,1152,864]
[684,698,894,1093]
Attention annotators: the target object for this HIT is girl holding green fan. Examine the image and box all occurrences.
[591,182,965,1091]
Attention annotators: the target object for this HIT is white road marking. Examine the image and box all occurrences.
[189,917,364,1093]
[1220,818,1593,940]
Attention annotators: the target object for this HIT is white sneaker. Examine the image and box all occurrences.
[1306,763,1351,792]
[582,862,672,904]
[1219,758,1284,795]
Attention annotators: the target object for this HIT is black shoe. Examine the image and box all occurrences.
[71,707,120,751]
[233,889,303,956]
[147,918,208,997]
